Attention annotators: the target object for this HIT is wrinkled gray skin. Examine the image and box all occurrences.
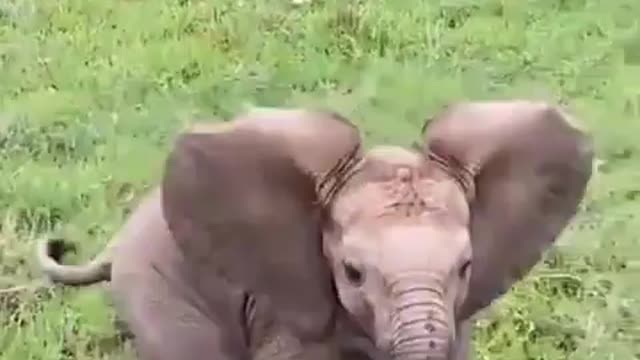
[38,102,594,360]
[37,108,389,360]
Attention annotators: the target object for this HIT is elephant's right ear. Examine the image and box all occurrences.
[420,100,594,321]
[160,109,363,340]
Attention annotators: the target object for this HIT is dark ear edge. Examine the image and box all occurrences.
[419,101,595,320]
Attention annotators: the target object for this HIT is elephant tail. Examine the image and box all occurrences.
[36,237,112,286]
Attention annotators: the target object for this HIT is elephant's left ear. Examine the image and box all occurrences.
[420,100,594,320]
[160,108,362,339]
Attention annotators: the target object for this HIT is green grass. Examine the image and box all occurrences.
[1,0,639,359]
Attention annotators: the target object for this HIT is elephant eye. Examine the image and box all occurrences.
[459,260,471,278]
[343,261,365,286]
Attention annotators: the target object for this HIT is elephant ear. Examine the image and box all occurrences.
[420,100,594,320]
[161,108,363,339]
[189,108,363,179]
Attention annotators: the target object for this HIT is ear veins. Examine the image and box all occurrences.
[425,150,477,204]
[315,143,364,209]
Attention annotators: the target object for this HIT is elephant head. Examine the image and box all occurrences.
[159,101,593,360]
[321,100,594,359]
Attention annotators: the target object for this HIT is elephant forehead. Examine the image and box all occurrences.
[331,182,390,225]
[366,145,424,166]
[331,174,468,229]
[346,146,426,186]
[341,221,470,258]
[381,223,468,248]
[377,225,471,271]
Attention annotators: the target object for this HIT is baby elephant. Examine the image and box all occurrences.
[39,101,594,360]
[37,108,388,360]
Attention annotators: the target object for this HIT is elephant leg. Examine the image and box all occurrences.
[100,284,134,341]
[111,270,249,360]
[450,318,474,360]
[113,313,134,341]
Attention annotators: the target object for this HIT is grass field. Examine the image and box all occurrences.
[1,0,639,359]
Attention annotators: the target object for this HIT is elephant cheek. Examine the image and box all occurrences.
[390,282,452,360]
[337,286,376,339]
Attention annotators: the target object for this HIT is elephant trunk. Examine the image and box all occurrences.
[389,274,451,360]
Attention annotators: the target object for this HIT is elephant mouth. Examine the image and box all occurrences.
[390,327,451,360]
[341,336,393,360]
[335,306,391,360]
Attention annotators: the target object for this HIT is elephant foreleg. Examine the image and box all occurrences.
[111,270,250,360]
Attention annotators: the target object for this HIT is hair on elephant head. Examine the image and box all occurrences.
[319,100,594,360]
